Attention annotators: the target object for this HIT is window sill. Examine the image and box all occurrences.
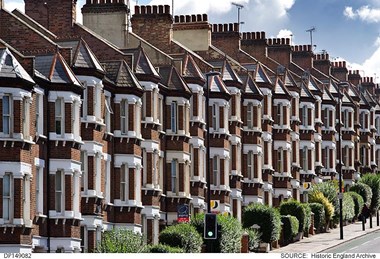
[0,134,36,145]
[81,190,103,200]
[166,192,192,199]
[0,218,33,228]
[142,185,162,193]
[142,117,161,126]
[243,178,263,185]
[49,133,83,144]
[81,116,105,126]
[113,131,143,140]
[113,199,143,208]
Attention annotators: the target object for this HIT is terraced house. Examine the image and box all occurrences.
[1,0,380,253]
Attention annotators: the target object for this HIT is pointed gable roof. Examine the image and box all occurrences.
[125,45,161,82]
[102,60,143,92]
[159,65,191,95]
[208,59,243,87]
[300,81,316,99]
[34,51,82,89]
[274,77,291,98]
[242,74,263,97]
[0,47,35,85]
[57,38,105,76]
[208,73,230,96]
[182,53,205,85]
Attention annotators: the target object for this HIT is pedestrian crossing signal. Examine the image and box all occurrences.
[204,213,217,239]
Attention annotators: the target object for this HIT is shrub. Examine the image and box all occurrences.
[301,203,312,234]
[308,191,334,222]
[346,191,364,219]
[309,203,325,233]
[310,181,339,223]
[281,215,299,243]
[279,199,306,233]
[94,228,146,253]
[159,223,203,253]
[342,192,355,222]
[242,203,281,243]
[191,213,243,253]
[350,182,372,206]
[245,228,261,252]
[359,174,380,213]
[146,244,184,253]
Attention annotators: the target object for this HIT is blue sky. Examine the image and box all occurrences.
[4,0,380,81]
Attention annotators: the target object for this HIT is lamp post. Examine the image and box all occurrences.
[338,83,346,240]
[205,71,221,213]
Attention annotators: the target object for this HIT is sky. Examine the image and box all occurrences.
[3,0,380,82]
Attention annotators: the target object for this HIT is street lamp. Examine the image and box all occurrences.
[337,83,347,240]
[205,71,221,213]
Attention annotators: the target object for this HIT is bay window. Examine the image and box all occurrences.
[2,173,13,222]
[120,99,128,134]
[120,164,129,201]
[247,151,254,179]
[170,102,178,133]
[2,94,12,135]
[55,98,64,136]
[55,170,64,213]
[171,159,178,194]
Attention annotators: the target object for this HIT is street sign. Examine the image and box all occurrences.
[211,200,220,212]
[303,182,312,191]
[177,204,190,223]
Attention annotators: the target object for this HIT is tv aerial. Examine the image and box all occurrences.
[306,26,317,50]
[232,2,245,31]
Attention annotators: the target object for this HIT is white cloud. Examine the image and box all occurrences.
[374,36,380,47]
[277,29,293,38]
[344,5,380,23]
[3,1,24,12]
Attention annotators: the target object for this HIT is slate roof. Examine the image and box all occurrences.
[125,46,160,78]
[102,60,143,90]
[34,52,82,88]
[158,65,191,93]
[207,73,230,95]
[57,39,104,73]
[0,48,35,84]
[242,63,272,84]
[242,74,263,96]
[182,53,205,82]
[208,59,243,84]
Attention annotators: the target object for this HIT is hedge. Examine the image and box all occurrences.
[309,203,325,233]
[281,215,299,243]
[310,181,339,223]
[279,200,306,233]
[245,228,261,252]
[301,203,312,235]
[146,244,184,253]
[191,213,243,253]
[346,191,364,219]
[308,191,334,222]
[242,203,281,243]
[94,228,146,253]
[359,174,380,213]
[159,223,203,253]
[350,182,372,207]
[342,192,355,222]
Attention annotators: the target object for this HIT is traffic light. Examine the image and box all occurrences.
[204,213,217,239]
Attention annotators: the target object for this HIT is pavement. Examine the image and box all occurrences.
[270,217,380,253]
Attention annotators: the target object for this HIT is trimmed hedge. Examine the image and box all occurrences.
[281,215,299,243]
[94,228,146,253]
[301,203,312,235]
[350,182,373,206]
[342,192,355,222]
[242,203,282,243]
[309,203,325,233]
[147,244,184,253]
[346,191,364,219]
[310,181,339,223]
[159,223,203,253]
[279,200,306,233]
[245,228,261,252]
[191,213,243,253]
[359,174,380,213]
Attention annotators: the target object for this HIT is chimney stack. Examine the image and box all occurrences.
[267,38,292,68]
[331,61,348,81]
[240,31,267,62]
[211,23,240,58]
[292,45,314,70]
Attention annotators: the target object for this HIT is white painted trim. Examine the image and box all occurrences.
[49,159,81,174]
[0,162,32,178]
[114,154,142,168]
[48,91,81,103]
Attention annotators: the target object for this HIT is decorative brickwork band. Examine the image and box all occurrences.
[174,14,208,23]
[134,5,170,15]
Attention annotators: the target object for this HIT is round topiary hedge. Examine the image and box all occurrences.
[281,215,299,243]
[159,223,203,253]
[147,244,184,253]
[346,191,364,219]
[350,182,372,207]
[279,199,306,233]
[359,174,380,213]
[342,192,355,222]
[308,191,334,224]
[242,203,281,244]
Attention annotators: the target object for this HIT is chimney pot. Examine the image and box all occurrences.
[326,53,329,60]
[224,24,228,32]
[191,14,196,22]
[212,24,217,32]
[343,61,346,67]
[186,15,190,22]
[164,5,170,14]
[135,5,140,14]
[233,23,238,32]
[158,5,164,13]
[153,5,158,14]
[218,24,222,32]
[147,6,152,14]
[202,14,208,21]
[197,14,202,22]
[141,5,146,14]
[174,16,179,23]
[286,38,290,45]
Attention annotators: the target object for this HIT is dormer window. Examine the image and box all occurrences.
[55,98,64,136]
[2,94,12,135]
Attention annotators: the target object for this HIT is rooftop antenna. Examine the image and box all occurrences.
[306,27,316,50]
[172,0,174,16]
[232,2,244,32]
[126,0,131,44]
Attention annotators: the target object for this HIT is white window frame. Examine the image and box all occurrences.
[22,97,31,140]
[35,166,43,215]
[277,148,283,173]
[302,147,308,171]
[105,95,113,133]
[324,147,330,169]
[190,145,194,178]
[323,108,330,128]
[135,102,142,137]
[105,158,111,204]
[343,146,349,167]
[212,156,220,186]
[153,89,159,121]
[302,105,308,127]
[135,166,141,203]
[73,172,80,214]
[120,99,128,134]
[81,151,88,193]
[247,151,254,179]
[158,95,164,131]
[277,103,283,126]
[23,175,31,225]
[2,94,12,136]
[171,159,179,194]
[82,81,88,118]
[55,170,64,213]
[120,164,129,202]
[376,116,380,135]
[212,103,219,130]
[170,102,178,133]
[247,103,253,129]
[72,100,80,138]
[35,93,44,135]
[361,146,367,166]
[142,148,147,186]
[153,150,159,186]
[55,98,65,136]
[95,152,102,195]
[2,173,13,222]
[94,83,102,121]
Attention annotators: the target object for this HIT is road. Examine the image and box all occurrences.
[322,230,380,253]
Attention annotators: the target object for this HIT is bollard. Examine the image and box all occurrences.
[370,214,373,228]
[362,217,365,231]
[377,210,379,226]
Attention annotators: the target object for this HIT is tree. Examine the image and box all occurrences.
[94,228,147,253]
